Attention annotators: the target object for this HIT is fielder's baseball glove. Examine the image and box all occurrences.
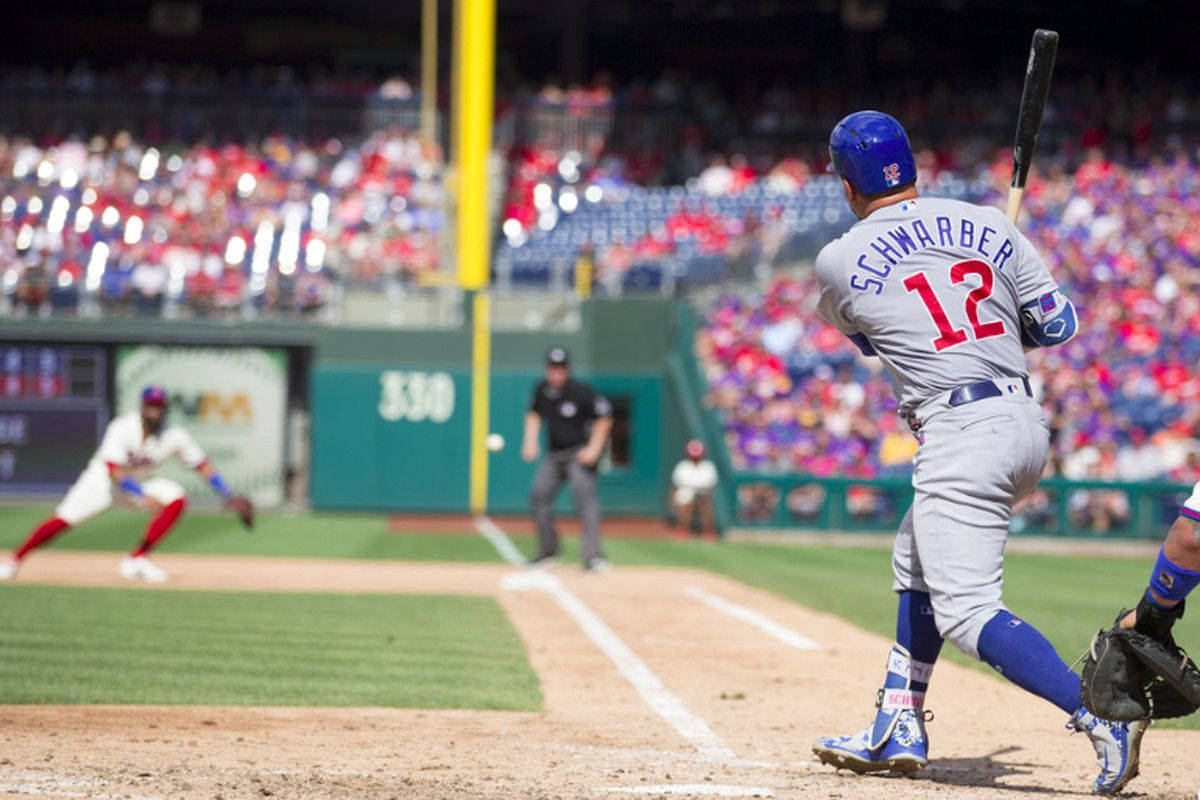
[1081,598,1200,720]
[226,495,255,530]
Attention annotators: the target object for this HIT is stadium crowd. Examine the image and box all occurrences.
[0,129,445,317]
[698,150,1200,507]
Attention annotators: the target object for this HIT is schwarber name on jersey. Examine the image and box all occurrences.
[92,412,208,477]
[815,196,1073,413]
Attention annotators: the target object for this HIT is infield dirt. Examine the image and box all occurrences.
[2,551,1198,800]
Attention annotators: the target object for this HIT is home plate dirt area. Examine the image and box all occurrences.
[3,552,1199,800]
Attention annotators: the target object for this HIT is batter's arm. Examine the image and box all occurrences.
[521,412,541,463]
[1019,291,1078,349]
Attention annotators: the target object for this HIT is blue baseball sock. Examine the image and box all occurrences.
[896,590,944,663]
[977,610,1082,714]
[1145,547,1200,608]
[885,590,944,690]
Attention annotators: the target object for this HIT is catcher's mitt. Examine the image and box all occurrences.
[225,494,255,530]
[1081,598,1200,720]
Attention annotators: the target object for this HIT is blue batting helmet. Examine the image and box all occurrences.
[827,110,916,195]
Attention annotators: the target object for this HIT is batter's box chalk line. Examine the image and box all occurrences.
[501,569,561,591]
[559,744,775,769]
[683,586,821,650]
[480,515,734,762]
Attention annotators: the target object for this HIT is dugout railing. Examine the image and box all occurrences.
[724,473,1194,540]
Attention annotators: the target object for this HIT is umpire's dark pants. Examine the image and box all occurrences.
[531,447,602,562]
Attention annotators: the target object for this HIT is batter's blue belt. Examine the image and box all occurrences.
[906,376,1032,432]
[947,376,1032,406]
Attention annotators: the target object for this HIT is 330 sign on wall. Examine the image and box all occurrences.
[378,370,455,423]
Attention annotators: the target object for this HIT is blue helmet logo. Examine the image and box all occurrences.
[828,110,917,195]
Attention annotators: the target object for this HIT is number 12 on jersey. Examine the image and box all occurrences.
[903,260,1007,352]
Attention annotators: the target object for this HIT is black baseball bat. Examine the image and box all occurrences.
[1007,28,1059,222]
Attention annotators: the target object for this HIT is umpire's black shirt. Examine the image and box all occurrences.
[529,378,612,452]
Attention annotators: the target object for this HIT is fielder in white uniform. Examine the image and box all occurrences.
[670,439,719,539]
[809,111,1144,795]
[0,385,238,582]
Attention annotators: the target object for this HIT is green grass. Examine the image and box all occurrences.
[0,584,541,709]
[0,504,500,562]
[1,503,1196,728]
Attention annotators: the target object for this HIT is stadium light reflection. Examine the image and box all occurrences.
[224,235,247,265]
[138,149,160,182]
[46,196,70,235]
[15,224,33,250]
[304,238,325,271]
[73,206,93,234]
[251,220,274,274]
[237,172,257,198]
[85,242,109,291]
[310,192,330,231]
[123,216,144,245]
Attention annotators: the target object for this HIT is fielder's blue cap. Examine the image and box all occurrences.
[827,110,917,195]
[141,385,169,406]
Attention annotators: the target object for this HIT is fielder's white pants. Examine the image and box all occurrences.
[55,466,187,526]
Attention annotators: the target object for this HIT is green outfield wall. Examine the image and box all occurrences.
[310,368,668,512]
[4,301,1182,538]
[0,298,687,515]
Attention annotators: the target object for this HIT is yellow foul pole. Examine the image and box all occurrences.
[454,0,495,514]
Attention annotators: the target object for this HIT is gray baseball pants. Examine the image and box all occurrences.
[531,447,603,562]
[892,385,1049,658]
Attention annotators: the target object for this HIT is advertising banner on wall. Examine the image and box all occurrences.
[0,344,108,495]
[116,346,287,507]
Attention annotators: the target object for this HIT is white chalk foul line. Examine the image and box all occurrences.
[0,772,162,800]
[597,785,773,797]
[683,586,820,650]
[542,579,735,761]
[481,516,735,762]
[474,514,526,565]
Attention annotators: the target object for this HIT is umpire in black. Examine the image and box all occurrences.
[521,347,613,571]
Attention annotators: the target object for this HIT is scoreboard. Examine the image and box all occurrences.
[0,345,107,493]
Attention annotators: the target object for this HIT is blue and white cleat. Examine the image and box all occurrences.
[815,646,934,775]
[812,705,930,774]
[1069,708,1146,795]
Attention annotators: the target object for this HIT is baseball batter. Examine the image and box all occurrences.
[809,111,1143,795]
[0,385,252,582]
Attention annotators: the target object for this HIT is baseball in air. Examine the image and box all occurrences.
[486,433,505,452]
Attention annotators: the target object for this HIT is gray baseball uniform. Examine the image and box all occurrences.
[815,196,1071,657]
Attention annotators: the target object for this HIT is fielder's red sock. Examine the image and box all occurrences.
[14,516,71,560]
[131,499,186,557]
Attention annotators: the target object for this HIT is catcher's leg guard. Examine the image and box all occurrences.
[813,645,933,774]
